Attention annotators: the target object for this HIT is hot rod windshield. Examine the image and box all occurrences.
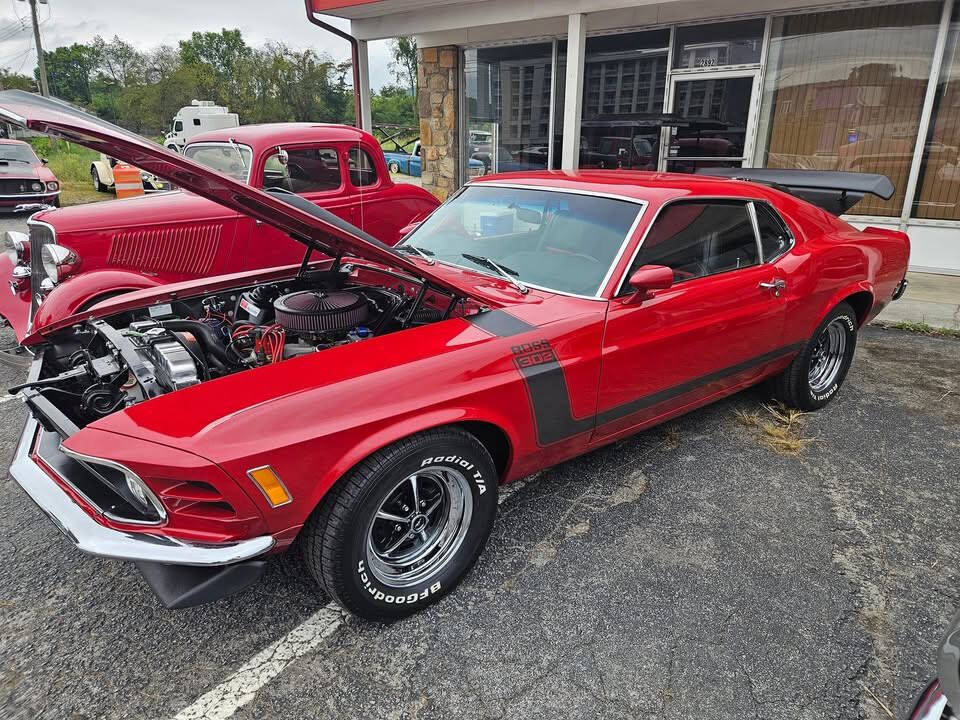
[403,184,644,297]
[183,142,253,183]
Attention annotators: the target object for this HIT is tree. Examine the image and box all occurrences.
[371,84,416,126]
[389,36,418,118]
[92,35,145,87]
[41,43,99,104]
[179,29,252,109]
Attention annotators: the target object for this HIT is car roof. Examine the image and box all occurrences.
[0,137,29,146]
[468,170,776,205]
[187,122,375,150]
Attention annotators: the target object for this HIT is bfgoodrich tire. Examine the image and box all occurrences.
[772,302,858,411]
[302,428,498,621]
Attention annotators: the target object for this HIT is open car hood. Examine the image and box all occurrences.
[0,90,474,301]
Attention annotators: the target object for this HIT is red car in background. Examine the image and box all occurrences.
[0,118,439,344]
[0,137,60,209]
[3,91,909,621]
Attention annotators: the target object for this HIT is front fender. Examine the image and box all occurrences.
[29,269,162,341]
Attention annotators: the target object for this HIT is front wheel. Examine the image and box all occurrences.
[388,160,401,174]
[772,302,858,410]
[302,428,498,621]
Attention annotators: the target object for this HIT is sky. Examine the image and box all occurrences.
[0,0,394,89]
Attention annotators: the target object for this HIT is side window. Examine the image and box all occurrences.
[174,121,183,132]
[627,201,759,287]
[755,203,792,261]
[261,147,341,193]
[193,118,201,126]
[349,147,378,187]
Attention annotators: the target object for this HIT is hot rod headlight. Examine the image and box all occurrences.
[30,181,43,193]
[40,243,78,284]
[2,230,28,265]
[46,181,59,192]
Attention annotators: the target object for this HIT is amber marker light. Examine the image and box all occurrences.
[247,466,292,507]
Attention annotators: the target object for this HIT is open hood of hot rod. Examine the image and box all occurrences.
[0,90,474,301]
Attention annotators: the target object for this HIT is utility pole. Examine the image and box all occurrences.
[19,0,49,96]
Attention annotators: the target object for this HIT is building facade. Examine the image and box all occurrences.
[311,0,960,275]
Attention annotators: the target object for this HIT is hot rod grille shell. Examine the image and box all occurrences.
[108,223,222,275]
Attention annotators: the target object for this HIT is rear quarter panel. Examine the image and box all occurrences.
[772,196,909,345]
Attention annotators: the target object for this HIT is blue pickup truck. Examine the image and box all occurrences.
[384,141,485,178]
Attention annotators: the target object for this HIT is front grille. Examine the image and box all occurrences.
[0,178,43,195]
[28,220,55,324]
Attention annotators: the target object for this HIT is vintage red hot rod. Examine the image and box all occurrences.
[2,91,909,620]
[0,119,439,344]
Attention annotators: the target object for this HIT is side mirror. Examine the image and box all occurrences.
[623,264,673,305]
[40,157,49,165]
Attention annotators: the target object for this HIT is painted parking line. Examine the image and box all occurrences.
[170,475,534,720]
[0,394,22,406]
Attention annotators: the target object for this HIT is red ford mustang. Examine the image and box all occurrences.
[3,92,909,620]
[0,137,60,210]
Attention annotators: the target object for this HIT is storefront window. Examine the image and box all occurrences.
[463,44,554,176]
[756,3,941,216]
[578,30,669,171]
[914,5,960,220]
[673,19,764,69]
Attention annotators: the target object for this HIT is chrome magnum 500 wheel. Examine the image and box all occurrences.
[773,302,858,410]
[302,427,498,620]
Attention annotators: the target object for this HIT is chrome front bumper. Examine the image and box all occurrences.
[10,417,275,567]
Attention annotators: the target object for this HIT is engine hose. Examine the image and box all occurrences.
[158,320,231,370]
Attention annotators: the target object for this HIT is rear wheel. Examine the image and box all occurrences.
[388,160,401,174]
[302,428,498,621]
[772,302,858,410]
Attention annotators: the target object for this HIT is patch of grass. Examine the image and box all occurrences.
[735,402,817,455]
[59,181,109,208]
[27,137,100,185]
[887,320,960,339]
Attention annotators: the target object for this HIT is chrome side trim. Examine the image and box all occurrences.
[10,418,274,566]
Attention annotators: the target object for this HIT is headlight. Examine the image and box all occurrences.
[46,181,59,192]
[2,230,28,265]
[40,243,78,284]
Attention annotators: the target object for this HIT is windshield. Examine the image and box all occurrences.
[0,143,39,164]
[183,143,252,183]
[403,185,643,296]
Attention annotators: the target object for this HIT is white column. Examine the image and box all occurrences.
[357,38,373,132]
[561,13,586,171]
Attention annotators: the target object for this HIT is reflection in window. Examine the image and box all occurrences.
[628,201,758,285]
[577,30,669,171]
[464,44,554,176]
[673,20,764,70]
[914,5,960,220]
[348,147,378,187]
[262,147,341,193]
[756,3,941,216]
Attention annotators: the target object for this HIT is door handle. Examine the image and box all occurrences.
[759,278,786,297]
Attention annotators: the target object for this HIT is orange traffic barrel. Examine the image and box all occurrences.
[113,163,144,199]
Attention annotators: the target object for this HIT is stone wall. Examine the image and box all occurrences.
[417,45,458,201]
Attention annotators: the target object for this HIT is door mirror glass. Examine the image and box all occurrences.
[625,264,673,304]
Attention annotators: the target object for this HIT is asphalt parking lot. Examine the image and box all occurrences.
[1,216,958,720]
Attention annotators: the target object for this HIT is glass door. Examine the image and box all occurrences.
[662,69,760,173]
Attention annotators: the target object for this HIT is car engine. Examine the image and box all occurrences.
[16,267,464,430]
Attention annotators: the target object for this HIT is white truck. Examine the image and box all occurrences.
[163,100,239,153]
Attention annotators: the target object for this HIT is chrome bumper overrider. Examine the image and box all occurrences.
[10,417,275,566]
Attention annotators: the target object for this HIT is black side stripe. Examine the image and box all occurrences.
[467,310,536,338]
[514,342,803,447]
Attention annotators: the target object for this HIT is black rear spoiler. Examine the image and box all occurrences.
[696,168,895,215]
